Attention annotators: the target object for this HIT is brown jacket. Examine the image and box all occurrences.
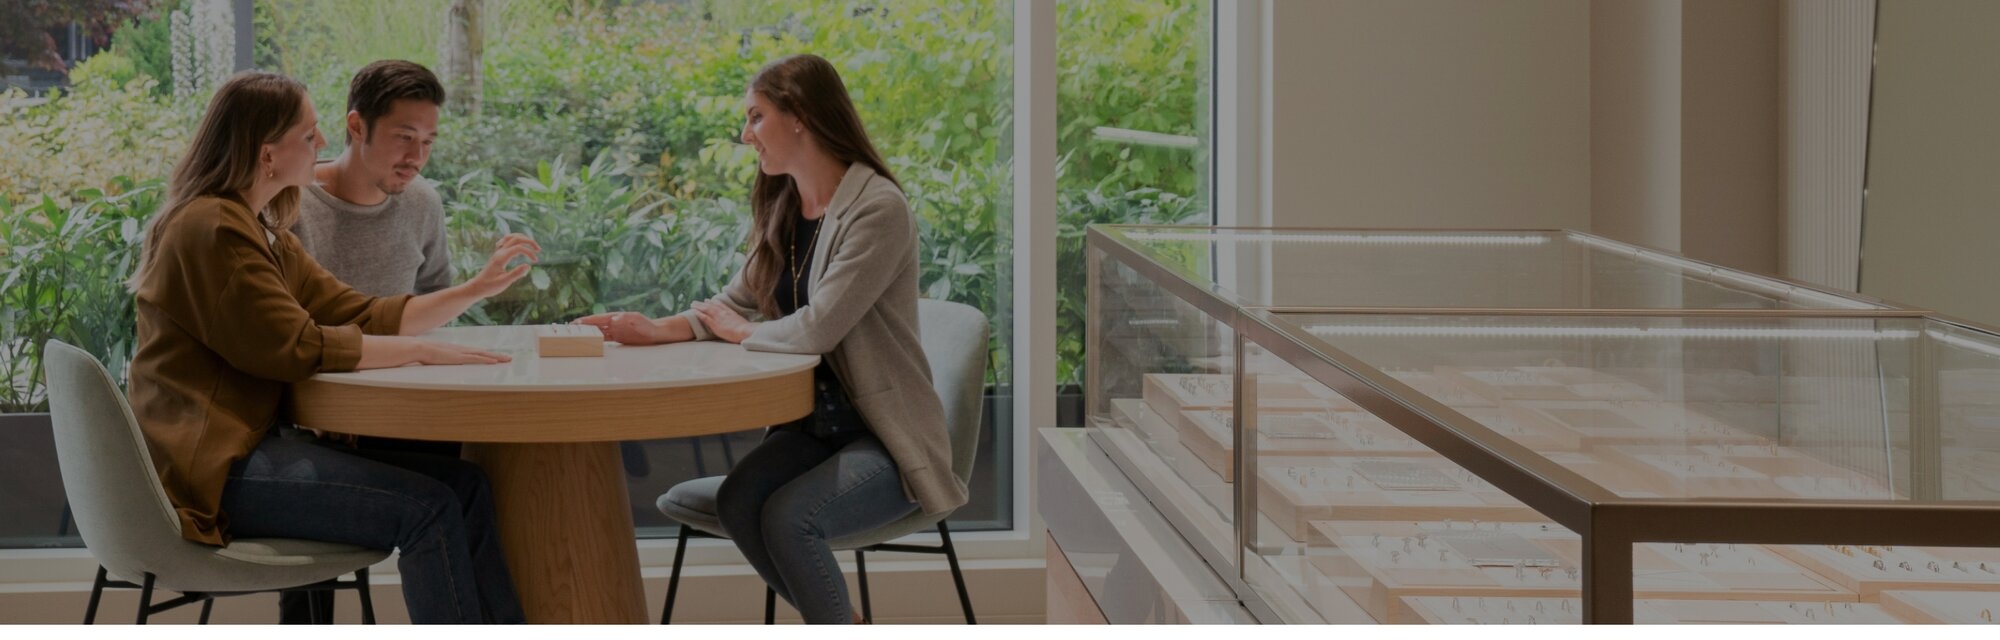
[128,195,408,545]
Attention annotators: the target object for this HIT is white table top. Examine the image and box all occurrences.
[307,325,820,392]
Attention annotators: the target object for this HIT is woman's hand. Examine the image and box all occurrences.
[691,301,758,344]
[575,311,663,345]
[461,233,541,299]
[358,335,511,370]
[412,339,512,365]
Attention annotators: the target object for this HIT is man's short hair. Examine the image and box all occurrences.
[346,60,446,143]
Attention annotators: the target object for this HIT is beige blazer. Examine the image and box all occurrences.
[680,163,968,515]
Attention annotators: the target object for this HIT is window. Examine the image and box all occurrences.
[0,0,1020,546]
[1055,0,1214,424]
[0,0,1217,551]
[260,0,1021,534]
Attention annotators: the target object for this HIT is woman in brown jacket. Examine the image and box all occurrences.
[126,72,538,623]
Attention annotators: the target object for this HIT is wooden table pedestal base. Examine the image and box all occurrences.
[466,441,648,624]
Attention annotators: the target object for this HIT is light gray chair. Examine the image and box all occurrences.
[42,340,388,624]
[655,298,988,624]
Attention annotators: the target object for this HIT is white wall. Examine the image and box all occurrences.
[1590,0,1682,251]
[1268,0,1591,232]
[1264,0,1791,278]
[1680,0,1780,275]
[1780,0,1874,292]
[1588,0,1782,275]
[1859,0,2000,326]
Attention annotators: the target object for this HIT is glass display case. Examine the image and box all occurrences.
[1081,225,2000,624]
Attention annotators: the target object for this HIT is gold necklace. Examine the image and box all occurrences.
[789,212,824,310]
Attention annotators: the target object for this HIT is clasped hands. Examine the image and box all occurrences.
[574,300,757,346]
[451,232,761,347]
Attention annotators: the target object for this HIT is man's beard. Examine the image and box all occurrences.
[377,168,419,195]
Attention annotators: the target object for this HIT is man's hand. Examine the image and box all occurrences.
[462,233,541,299]
[691,300,757,344]
[575,311,662,345]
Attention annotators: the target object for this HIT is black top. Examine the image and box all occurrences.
[771,215,864,441]
[775,215,821,316]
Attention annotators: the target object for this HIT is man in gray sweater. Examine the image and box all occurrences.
[282,59,540,625]
[294,60,456,299]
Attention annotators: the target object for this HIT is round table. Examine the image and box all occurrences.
[289,325,817,623]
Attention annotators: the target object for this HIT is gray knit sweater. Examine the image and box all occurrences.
[292,175,453,297]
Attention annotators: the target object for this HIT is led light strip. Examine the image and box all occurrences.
[1568,234,1880,310]
[1931,330,2000,360]
[1301,322,2000,364]
[1128,230,1544,245]
[1303,324,1923,341]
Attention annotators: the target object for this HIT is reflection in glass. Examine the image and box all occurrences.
[1101,227,1883,311]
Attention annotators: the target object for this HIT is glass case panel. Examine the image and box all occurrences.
[1238,340,1586,624]
[1079,225,2000,624]
[1087,244,1238,568]
[1263,312,1963,502]
[1935,321,2000,502]
[1098,226,1885,311]
[1246,312,2000,623]
[1272,312,1912,502]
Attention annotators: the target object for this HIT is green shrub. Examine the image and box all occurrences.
[0,179,161,412]
[0,0,1207,404]
[0,78,192,206]
[67,51,141,88]
[442,151,750,325]
[110,0,185,97]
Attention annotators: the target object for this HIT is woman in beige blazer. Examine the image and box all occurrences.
[578,54,962,624]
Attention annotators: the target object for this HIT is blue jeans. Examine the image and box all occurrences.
[221,428,525,624]
[278,436,464,624]
[715,427,919,624]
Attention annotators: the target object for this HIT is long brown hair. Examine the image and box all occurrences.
[129,72,310,291]
[742,54,901,319]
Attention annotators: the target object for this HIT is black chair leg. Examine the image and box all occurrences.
[57,503,74,538]
[661,526,691,624]
[136,573,156,625]
[84,565,108,624]
[763,587,776,624]
[357,568,377,625]
[308,585,324,624]
[855,550,872,623]
[82,564,107,624]
[939,521,976,624]
[198,598,214,624]
[620,441,651,478]
[690,438,709,477]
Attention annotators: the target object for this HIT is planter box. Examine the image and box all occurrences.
[0,412,80,548]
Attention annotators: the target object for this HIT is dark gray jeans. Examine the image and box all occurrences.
[715,426,919,624]
[221,427,524,624]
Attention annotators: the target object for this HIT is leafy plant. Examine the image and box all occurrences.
[109,0,185,96]
[0,179,160,412]
[1,0,1210,409]
[0,76,192,205]
[442,151,752,326]
[1055,184,1204,387]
